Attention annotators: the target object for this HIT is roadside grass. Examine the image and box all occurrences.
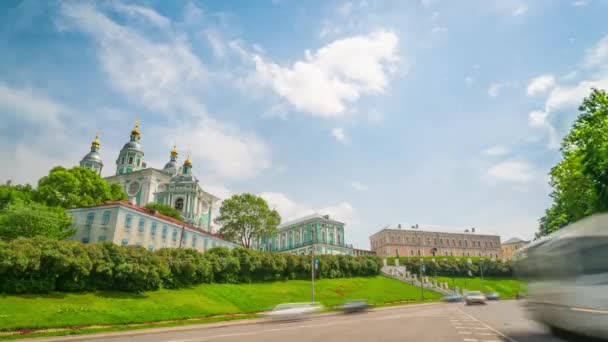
[0,276,441,333]
[429,276,522,298]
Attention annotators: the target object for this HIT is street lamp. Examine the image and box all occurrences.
[310,246,315,303]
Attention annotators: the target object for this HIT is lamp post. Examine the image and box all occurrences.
[311,246,315,304]
[480,258,485,292]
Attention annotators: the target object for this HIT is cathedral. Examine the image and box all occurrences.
[79,121,219,232]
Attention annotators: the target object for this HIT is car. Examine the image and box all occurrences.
[485,292,500,300]
[338,300,371,313]
[264,302,323,321]
[441,294,463,303]
[464,291,487,305]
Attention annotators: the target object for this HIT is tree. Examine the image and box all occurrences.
[214,193,281,248]
[537,88,608,237]
[36,166,127,208]
[144,203,183,220]
[0,184,35,210]
[0,202,74,240]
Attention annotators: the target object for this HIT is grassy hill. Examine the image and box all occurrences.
[430,276,522,298]
[0,276,441,331]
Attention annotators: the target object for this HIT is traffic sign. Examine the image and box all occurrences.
[315,258,319,269]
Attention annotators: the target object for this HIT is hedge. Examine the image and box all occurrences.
[0,237,382,294]
[384,256,513,278]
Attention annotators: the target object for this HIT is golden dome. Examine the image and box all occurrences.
[91,134,100,148]
[131,119,141,137]
[170,145,178,157]
[184,154,192,166]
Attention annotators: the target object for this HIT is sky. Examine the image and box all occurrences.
[2,0,608,249]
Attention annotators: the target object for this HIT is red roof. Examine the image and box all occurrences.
[96,201,226,239]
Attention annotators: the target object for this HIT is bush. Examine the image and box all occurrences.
[385,256,512,278]
[0,237,383,294]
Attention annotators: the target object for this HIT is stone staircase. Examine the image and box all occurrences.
[380,266,452,296]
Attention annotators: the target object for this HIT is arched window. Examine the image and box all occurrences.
[128,156,134,164]
[86,212,95,226]
[125,214,132,228]
[175,198,184,210]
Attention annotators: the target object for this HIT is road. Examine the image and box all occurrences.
[33,301,570,342]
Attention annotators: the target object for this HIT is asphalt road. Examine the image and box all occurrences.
[34,301,572,342]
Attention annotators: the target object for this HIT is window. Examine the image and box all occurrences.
[125,214,132,228]
[128,156,133,164]
[86,212,95,226]
[417,250,421,256]
[464,240,468,247]
[192,236,197,247]
[452,240,456,246]
[151,222,157,236]
[121,156,126,164]
[458,240,462,246]
[82,237,90,243]
[138,218,145,232]
[434,239,437,245]
[182,232,188,244]
[162,226,168,239]
[445,251,448,256]
[395,249,398,256]
[439,239,443,245]
[175,198,184,211]
[121,239,128,246]
[98,235,106,242]
[172,229,178,241]
[102,211,111,225]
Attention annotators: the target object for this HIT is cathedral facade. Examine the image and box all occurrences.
[79,121,219,232]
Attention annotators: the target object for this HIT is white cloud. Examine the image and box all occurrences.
[486,160,536,184]
[251,30,400,117]
[464,76,474,85]
[204,29,226,59]
[110,2,170,28]
[584,34,608,68]
[528,110,548,127]
[260,192,358,226]
[482,146,510,157]
[512,4,527,16]
[167,117,271,180]
[527,74,555,96]
[349,181,368,192]
[428,11,439,21]
[487,83,502,98]
[331,127,350,144]
[59,2,271,181]
[0,82,66,128]
[572,0,587,6]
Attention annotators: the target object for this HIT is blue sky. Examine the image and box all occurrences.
[2,0,608,249]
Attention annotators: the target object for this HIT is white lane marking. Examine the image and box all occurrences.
[463,339,478,342]
[476,332,494,336]
[474,327,489,330]
[457,308,519,342]
[458,331,472,334]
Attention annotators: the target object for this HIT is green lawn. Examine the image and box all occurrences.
[0,277,440,331]
[430,276,522,298]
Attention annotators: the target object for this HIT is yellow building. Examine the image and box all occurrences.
[501,237,529,260]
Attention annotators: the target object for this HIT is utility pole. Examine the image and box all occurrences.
[480,259,485,292]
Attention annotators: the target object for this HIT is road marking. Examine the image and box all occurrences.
[463,339,478,342]
[474,327,489,330]
[457,308,519,342]
[476,332,493,336]
[458,331,472,334]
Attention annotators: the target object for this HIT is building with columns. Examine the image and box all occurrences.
[370,224,502,258]
[252,214,354,255]
[78,121,219,231]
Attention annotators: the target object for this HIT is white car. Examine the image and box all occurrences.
[265,303,323,321]
[464,291,487,305]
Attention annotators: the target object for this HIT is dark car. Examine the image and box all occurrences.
[442,294,463,303]
[485,292,500,300]
[339,300,371,313]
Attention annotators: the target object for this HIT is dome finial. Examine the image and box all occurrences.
[91,132,100,148]
[131,118,141,137]
[171,144,178,157]
[184,153,192,167]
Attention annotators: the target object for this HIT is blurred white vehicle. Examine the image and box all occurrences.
[265,303,323,321]
[516,214,608,340]
[464,291,487,305]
